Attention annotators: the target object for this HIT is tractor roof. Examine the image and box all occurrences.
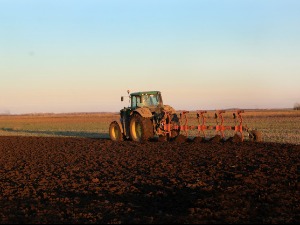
[130,91,161,96]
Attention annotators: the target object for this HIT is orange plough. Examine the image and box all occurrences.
[163,109,260,142]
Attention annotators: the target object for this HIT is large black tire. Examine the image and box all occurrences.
[130,114,154,142]
[109,121,124,141]
[250,130,263,142]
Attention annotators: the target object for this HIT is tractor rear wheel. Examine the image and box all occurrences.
[109,121,124,141]
[250,130,263,142]
[130,114,154,142]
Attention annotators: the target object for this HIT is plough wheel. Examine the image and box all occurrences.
[130,114,154,142]
[250,130,263,142]
[169,113,180,140]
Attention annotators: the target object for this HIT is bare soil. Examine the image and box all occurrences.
[0,136,299,224]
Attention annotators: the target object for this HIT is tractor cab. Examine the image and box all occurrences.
[130,91,163,109]
[121,91,163,110]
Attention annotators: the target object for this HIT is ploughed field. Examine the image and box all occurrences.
[0,136,299,224]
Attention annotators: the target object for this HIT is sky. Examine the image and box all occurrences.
[1,0,299,114]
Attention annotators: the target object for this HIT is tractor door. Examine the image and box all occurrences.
[131,95,142,109]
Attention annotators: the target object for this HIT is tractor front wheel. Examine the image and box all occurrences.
[130,114,154,142]
[109,121,124,141]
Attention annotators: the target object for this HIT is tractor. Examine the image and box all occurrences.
[109,90,262,142]
[109,90,180,142]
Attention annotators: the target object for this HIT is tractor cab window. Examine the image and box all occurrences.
[131,96,141,109]
[142,94,159,107]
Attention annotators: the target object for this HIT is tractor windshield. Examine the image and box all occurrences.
[142,94,161,107]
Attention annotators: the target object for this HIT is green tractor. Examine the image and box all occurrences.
[109,90,180,142]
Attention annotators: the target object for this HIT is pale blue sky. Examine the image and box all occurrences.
[1,0,299,114]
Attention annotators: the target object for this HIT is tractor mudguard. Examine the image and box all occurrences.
[163,105,176,114]
[134,107,153,118]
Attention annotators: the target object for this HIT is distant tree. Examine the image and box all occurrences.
[294,103,300,110]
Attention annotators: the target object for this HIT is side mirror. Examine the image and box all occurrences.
[121,96,124,101]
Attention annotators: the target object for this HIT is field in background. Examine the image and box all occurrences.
[0,109,299,145]
[0,113,119,139]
